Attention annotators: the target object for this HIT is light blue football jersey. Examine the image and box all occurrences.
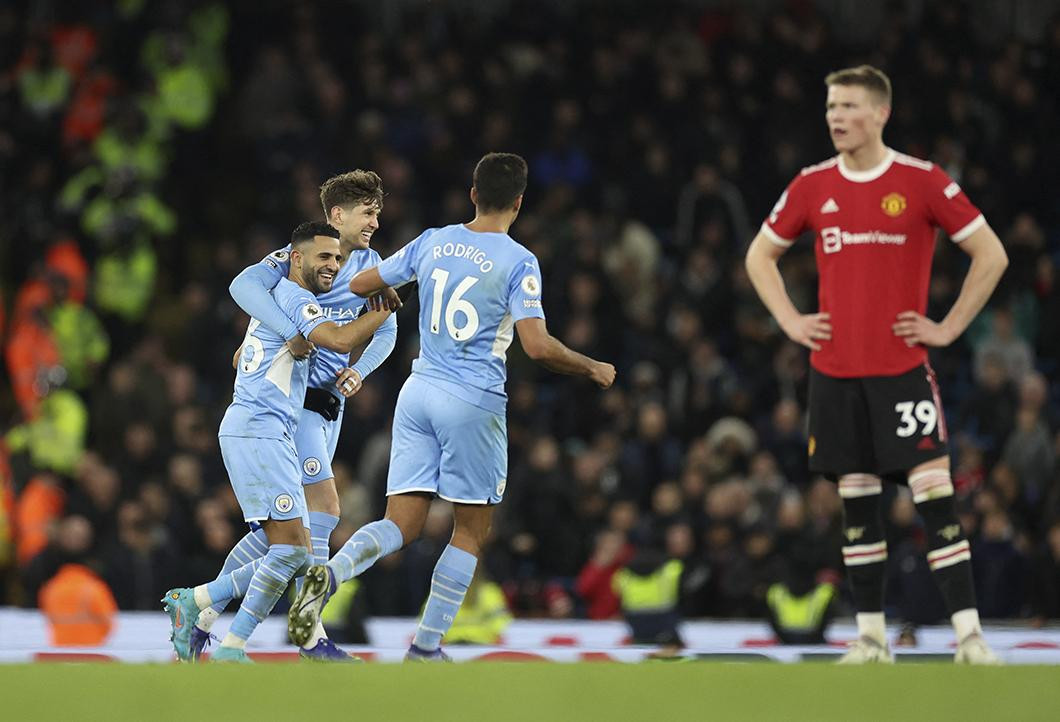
[219,277,330,440]
[257,244,396,395]
[377,224,546,414]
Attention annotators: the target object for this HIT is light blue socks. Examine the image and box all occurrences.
[412,545,477,651]
[327,519,403,583]
[203,511,337,622]
[204,558,262,608]
[309,512,340,566]
[226,544,308,645]
[207,527,269,616]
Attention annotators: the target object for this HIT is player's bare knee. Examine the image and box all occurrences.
[459,523,490,548]
[381,509,410,540]
[394,518,423,545]
[448,529,484,557]
[452,505,492,554]
[384,493,431,545]
[305,477,340,516]
[263,518,310,548]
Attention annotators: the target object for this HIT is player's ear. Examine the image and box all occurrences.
[470,186,478,206]
[876,102,891,126]
[513,195,523,213]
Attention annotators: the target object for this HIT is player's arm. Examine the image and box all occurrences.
[744,231,831,351]
[230,254,313,358]
[347,251,400,379]
[350,266,386,297]
[332,248,402,396]
[307,308,393,354]
[332,312,398,398]
[349,312,396,378]
[350,267,404,311]
[352,233,431,310]
[515,318,615,388]
[892,223,1008,347]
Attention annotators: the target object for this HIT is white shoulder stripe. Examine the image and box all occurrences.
[800,157,839,176]
[894,153,934,171]
[760,222,794,247]
[951,214,986,242]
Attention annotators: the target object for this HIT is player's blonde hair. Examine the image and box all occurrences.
[825,65,892,106]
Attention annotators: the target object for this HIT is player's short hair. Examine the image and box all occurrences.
[319,170,384,216]
[825,65,892,106]
[291,221,340,247]
[473,153,528,212]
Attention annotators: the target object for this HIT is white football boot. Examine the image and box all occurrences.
[837,636,895,664]
[954,633,1002,665]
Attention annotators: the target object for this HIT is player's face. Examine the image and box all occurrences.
[331,202,381,251]
[825,84,888,154]
[298,236,343,294]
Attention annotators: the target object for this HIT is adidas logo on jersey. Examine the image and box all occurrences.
[820,198,840,214]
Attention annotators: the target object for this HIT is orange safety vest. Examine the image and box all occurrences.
[0,445,13,565]
[5,320,61,418]
[39,564,117,646]
[15,474,65,565]
[45,240,90,304]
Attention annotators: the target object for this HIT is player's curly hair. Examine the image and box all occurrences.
[319,170,384,217]
[825,65,892,106]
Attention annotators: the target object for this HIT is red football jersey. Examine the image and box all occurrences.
[762,149,984,378]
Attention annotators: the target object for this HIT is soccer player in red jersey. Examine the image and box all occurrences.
[745,65,1009,664]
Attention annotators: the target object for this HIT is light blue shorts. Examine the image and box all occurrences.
[387,375,508,505]
[294,404,343,485]
[219,435,310,528]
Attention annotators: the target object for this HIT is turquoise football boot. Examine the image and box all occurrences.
[161,588,201,662]
[211,645,254,664]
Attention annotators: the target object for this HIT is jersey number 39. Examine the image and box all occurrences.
[894,400,938,438]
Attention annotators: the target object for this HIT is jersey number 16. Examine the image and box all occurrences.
[429,269,480,341]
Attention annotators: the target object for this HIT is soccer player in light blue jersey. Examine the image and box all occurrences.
[187,171,397,661]
[289,153,616,660]
[163,222,393,663]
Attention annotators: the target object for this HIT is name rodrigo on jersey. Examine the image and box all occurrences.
[431,242,495,273]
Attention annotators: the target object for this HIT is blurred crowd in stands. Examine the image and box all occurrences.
[2,0,1059,640]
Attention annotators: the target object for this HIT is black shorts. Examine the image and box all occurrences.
[807,363,949,479]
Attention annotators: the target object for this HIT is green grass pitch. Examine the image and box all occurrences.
[2,662,1058,721]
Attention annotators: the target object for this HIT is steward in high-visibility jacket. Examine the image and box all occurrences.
[6,390,88,476]
[766,580,836,645]
[48,302,109,389]
[613,550,684,646]
[39,563,118,646]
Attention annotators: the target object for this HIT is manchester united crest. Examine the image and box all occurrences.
[881,192,907,217]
